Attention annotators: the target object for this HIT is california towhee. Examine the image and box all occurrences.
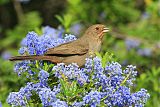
[9,24,109,67]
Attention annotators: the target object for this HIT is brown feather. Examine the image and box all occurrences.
[9,55,62,63]
[45,38,89,55]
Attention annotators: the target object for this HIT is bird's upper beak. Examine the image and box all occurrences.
[103,27,109,33]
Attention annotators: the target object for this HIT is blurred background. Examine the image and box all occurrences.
[0,0,159,106]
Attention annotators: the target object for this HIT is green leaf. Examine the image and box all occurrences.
[95,52,102,59]
[55,14,73,33]
[60,78,67,96]
[55,15,64,24]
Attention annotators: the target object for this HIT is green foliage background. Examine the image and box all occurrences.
[0,0,159,106]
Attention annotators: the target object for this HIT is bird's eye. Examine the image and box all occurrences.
[95,27,99,30]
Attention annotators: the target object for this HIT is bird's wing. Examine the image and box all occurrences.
[45,39,89,55]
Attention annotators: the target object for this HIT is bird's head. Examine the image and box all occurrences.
[84,24,109,40]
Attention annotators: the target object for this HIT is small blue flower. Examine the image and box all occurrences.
[38,70,49,86]
[42,26,64,39]
[123,65,137,86]
[83,91,102,107]
[19,82,33,100]
[18,47,27,55]
[53,63,88,85]
[104,62,124,87]
[14,61,30,76]
[7,92,27,106]
[1,51,11,60]
[25,32,39,55]
[125,38,140,50]
[64,34,77,42]
[21,38,27,46]
[85,58,93,72]
[137,48,152,57]
[52,85,61,94]
[51,99,68,107]
[72,101,84,107]
[131,88,150,107]
[108,86,132,106]
[93,57,103,72]
[70,23,83,36]
[105,62,122,75]
[39,88,57,106]
[31,82,46,92]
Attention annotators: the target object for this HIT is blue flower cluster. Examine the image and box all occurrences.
[7,26,150,107]
[20,26,76,55]
[7,82,62,107]
[1,51,11,60]
[52,57,149,107]
[137,48,152,57]
[53,63,88,86]
[14,26,76,76]
[125,38,152,57]
[14,60,30,76]
[7,82,33,106]
[82,91,103,106]
[38,70,49,86]
[125,38,140,51]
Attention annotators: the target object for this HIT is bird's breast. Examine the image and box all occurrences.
[89,40,102,52]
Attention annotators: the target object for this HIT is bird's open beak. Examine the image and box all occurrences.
[103,27,109,33]
[99,27,109,39]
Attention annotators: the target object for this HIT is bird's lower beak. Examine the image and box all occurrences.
[103,27,109,33]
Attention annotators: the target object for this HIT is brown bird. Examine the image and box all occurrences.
[9,24,109,67]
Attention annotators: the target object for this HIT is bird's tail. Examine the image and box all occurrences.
[9,55,52,61]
